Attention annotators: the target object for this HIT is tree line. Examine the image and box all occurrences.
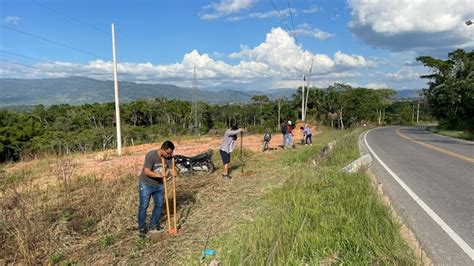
[1,84,433,162]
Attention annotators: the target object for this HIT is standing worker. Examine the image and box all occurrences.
[286,121,294,148]
[280,120,288,148]
[303,123,313,145]
[137,140,176,237]
[220,125,243,180]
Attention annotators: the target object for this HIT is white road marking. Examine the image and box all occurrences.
[364,128,474,260]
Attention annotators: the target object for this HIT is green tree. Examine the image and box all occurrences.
[417,49,474,131]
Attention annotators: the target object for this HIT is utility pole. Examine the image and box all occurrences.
[111,23,122,156]
[193,66,199,138]
[304,58,314,121]
[416,101,420,123]
[301,72,305,121]
[192,66,201,139]
[277,97,282,128]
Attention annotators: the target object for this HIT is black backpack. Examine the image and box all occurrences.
[280,122,288,134]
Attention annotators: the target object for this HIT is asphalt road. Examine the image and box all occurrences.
[363,126,474,265]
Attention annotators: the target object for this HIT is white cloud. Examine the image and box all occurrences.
[225,8,295,22]
[200,0,258,20]
[382,66,422,81]
[348,0,474,53]
[4,16,21,24]
[364,83,389,89]
[0,27,376,90]
[334,51,377,69]
[302,6,319,14]
[228,28,337,74]
[294,23,334,40]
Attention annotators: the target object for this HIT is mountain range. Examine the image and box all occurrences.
[0,77,294,106]
[0,77,421,106]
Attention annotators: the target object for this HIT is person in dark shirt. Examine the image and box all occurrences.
[137,140,176,236]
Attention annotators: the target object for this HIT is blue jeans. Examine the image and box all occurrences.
[138,181,164,230]
[285,134,293,147]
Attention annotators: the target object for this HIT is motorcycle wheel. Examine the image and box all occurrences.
[202,161,215,174]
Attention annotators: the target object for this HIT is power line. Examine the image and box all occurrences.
[269,0,298,43]
[0,49,111,77]
[31,0,109,35]
[0,49,102,74]
[286,0,296,34]
[1,49,58,64]
[0,24,109,60]
[30,0,152,56]
[0,59,45,71]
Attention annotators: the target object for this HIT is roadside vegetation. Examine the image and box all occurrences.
[216,129,416,264]
[417,49,473,135]
[426,127,474,141]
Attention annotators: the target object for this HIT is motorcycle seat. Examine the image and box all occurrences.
[190,152,208,161]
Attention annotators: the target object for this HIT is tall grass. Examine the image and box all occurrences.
[0,159,138,264]
[219,129,416,264]
[426,126,474,141]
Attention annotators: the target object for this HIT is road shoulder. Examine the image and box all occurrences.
[358,128,431,265]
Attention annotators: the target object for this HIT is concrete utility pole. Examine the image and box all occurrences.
[111,23,122,156]
[304,58,314,121]
[301,72,305,121]
[416,101,420,123]
[277,97,282,128]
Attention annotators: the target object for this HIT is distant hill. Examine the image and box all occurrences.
[0,77,420,106]
[395,89,421,99]
[0,77,294,106]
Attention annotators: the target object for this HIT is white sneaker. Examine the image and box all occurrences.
[149,227,165,234]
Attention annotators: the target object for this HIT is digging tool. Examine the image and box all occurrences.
[161,157,172,233]
[240,131,244,173]
[169,158,178,235]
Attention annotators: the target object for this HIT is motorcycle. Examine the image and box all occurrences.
[262,131,272,152]
[174,150,216,175]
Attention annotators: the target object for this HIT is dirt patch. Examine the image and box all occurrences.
[241,170,256,177]
[266,155,276,160]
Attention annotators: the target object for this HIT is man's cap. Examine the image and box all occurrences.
[288,121,292,125]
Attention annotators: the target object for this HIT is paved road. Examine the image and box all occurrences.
[363,126,474,265]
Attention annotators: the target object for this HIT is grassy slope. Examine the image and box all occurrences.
[215,129,416,264]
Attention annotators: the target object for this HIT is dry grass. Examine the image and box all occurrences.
[0,131,298,264]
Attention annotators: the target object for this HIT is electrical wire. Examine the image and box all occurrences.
[269,0,298,43]
[287,0,296,35]
[0,24,109,60]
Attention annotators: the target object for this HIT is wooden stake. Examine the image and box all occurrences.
[171,158,177,234]
[161,157,171,232]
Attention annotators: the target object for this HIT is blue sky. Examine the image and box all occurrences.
[1,0,473,91]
